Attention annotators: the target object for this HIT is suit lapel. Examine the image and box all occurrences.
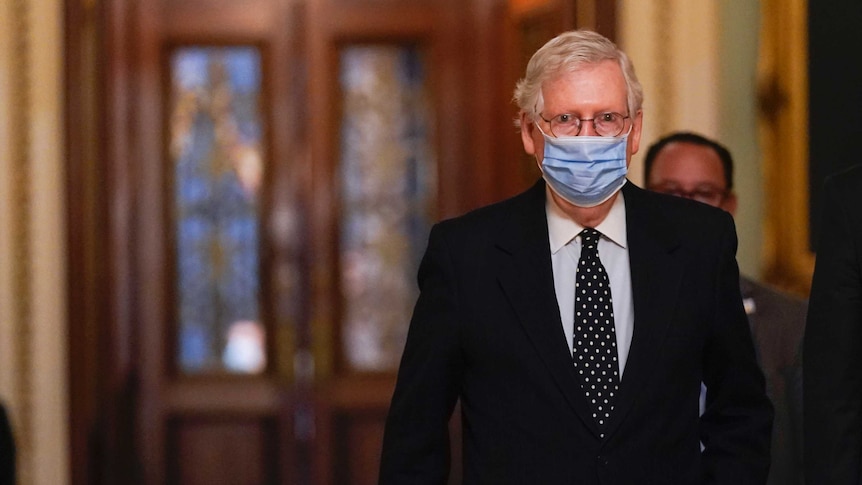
[492,181,686,440]
[493,180,600,436]
[602,182,684,439]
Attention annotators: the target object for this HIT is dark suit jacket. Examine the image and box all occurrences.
[741,277,806,485]
[0,403,14,485]
[803,163,862,484]
[380,180,772,485]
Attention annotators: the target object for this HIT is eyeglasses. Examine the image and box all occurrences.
[537,111,630,138]
[648,184,729,206]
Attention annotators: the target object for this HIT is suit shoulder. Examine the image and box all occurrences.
[627,184,736,239]
[824,163,862,204]
[743,277,807,313]
[826,163,862,187]
[643,187,730,218]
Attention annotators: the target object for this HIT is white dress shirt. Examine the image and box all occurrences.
[546,190,634,378]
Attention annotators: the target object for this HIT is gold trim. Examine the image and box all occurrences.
[653,0,673,136]
[10,0,34,482]
[758,0,812,297]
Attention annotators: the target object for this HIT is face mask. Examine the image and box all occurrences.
[538,127,629,208]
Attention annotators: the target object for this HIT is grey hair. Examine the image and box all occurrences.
[513,30,643,125]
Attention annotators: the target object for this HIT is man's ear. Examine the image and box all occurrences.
[720,190,737,216]
[629,110,644,155]
[722,191,738,217]
[520,112,537,156]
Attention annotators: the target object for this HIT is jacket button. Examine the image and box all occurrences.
[596,455,609,466]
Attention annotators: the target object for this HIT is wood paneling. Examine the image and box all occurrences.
[168,417,279,485]
[65,1,616,483]
[758,0,812,297]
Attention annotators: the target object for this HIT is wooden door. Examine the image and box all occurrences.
[301,1,477,483]
[132,1,301,483]
[132,1,482,484]
[68,0,503,484]
[65,1,615,484]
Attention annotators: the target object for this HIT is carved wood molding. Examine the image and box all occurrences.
[9,0,34,482]
[757,0,812,297]
[652,0,673,138]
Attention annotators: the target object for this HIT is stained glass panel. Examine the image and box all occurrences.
[170,46,266,375]
[339,45,436,372]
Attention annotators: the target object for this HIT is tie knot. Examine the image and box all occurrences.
[580,228,601,249]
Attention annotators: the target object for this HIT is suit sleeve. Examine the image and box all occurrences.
[378,224,463,485]
[803,177,862,484]
[700,213,774,484]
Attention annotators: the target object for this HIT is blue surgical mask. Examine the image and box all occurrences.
[538,127,629,207]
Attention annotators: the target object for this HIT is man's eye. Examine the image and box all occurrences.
[557,114,573,123]
[598,112,616,122]
[695,190,720,199]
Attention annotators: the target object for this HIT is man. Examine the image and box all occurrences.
[644,131,806,485]
[803,164,862,484]
[379,30,772,484]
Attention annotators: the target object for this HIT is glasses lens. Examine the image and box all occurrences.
[692,190,726,205]
[542,112,628,137]
[650,185,727,206]
[594,112,626,137]
[550,114,580,137]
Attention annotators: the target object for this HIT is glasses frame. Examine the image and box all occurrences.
[537,111,631,138]
[648,184,730,206]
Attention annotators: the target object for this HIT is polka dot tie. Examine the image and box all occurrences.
[572,228,620,438]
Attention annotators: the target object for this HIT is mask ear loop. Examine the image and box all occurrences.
[619,123,633,138]
[532,117,550,165]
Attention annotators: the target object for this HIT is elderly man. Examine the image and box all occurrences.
[379,30,772,484]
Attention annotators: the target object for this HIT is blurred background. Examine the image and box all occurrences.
[0,0,859,483]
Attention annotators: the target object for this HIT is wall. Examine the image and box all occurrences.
[718,0,762,281]
[0,0,69,484]
[618,0,763,279]
[0,1,777,482]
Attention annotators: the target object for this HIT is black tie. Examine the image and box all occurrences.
[572,228,620,437]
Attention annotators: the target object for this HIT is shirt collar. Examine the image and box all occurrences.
[546,189,628,254]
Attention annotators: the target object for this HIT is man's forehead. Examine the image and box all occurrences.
[541,62,627,107]
[651,144,726,185]
[663,141,715,154]
[544,61,624,84]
